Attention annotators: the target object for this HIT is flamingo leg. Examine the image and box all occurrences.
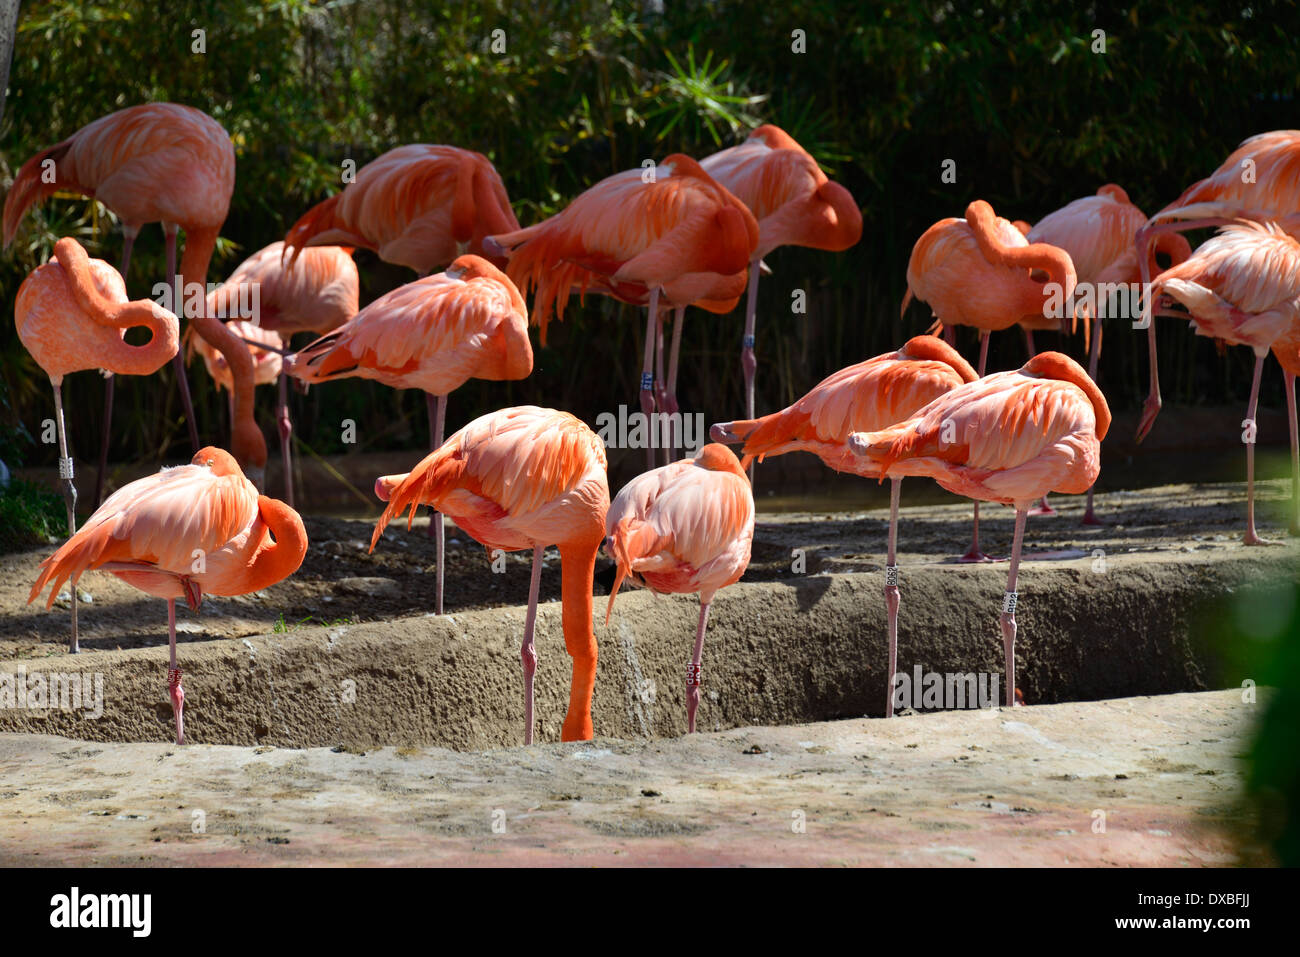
[1243,353,1278,546]
[960,334,997,563]
[1287,372,1299,536]
[943,324,956,347]
[167,597,185,745]
[1023,327,1036,359]
[687,600,711,733]
[521,544,543,745]
[654,310,670,468]
[1080,319,1105,526]
[277,372,294,509]
[1000,508,1028,707]
[51,379,79,654]
[640,289,660,472]
[665,306,685,462]
[884,477,901,718]
[425,392,447,612]
[167,226,202,454]
[741,261,761,482]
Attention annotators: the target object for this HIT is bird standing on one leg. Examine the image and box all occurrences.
[14,237,181,653]
[28,448,307,741]
[3,103,249,497]
[711,335,976,716]
[370,406,609,743]
[287,255,533,616]
[901,199,1078,561]
[850,352,1111,706]
[604,444,754,734]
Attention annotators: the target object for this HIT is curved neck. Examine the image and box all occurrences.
[967,200,1077,296]
[558,538,601,741]
[55,238,180,374]
[246,497,308,591]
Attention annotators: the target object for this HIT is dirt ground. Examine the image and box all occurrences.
[3,478,1297,658]
[0,690,1267,866]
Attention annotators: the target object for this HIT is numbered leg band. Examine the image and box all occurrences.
[168,667,183,687]
[742,335,755,349]
[686,663,702,687]
[885,565,899,587]
[640,372,654,390]
[59,457,75,480]
[1002,591,1018,615]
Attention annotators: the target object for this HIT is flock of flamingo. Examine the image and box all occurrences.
[7,102,1300,747]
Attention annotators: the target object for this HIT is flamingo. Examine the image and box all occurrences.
[488,154,759,469]
[370,406,609,744]
[1141,219,1300,544]
[700,124,862,430]
[186,320,283,463]
[283,144,519,465]
[204,241,360,507]
[709,335,977,716]
[2,103,257,499]
[604,443,754,733]
[1134,131,1300,443]
[14,238,181,654]
[1027,184,1192,523]
[28,448,308,743]
[849,352,1111,707]
[902,199,1078,558]
[285,254,532,616]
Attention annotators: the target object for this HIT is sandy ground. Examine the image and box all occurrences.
[0,690,1266,866]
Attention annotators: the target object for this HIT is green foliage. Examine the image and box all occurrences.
[0,478,64,553]
[2,0,1298,472]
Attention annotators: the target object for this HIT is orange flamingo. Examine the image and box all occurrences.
[710,335,977,716]
[849,353,1111,707]
[283,144,519,276]
[1134,131,1300,442]
[488,154,759,468]
[370,406,609,743]
[1027,184,1192,523]
[287,254,531,616]
[902,199,1078,558]
[29,448,308,743]
[604,444,754,733]
[15,238,181,653]
[204,241,360,506]
[1141,219,1300,544]
[3,103,254,500]
[700,124,862,425]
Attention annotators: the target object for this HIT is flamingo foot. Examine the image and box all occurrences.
[168,667,186,746]
[958,548,998,564]
[1080,508,1105,527]
[1027,495,1056,517]
[1243,530,1283,546]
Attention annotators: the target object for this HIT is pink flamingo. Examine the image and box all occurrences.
[1142,219,1300,544]
[700,124,862,426]
[850,352,1111,706]
[902,199,1079,558]
[1134,131,1300,443]
[286,254,532,615]
[370,407,609,743]
[205,241,360,506]
[14,237,181,653]
[604,443,755,733]
[3,103,251,501]
[29,448,308,742]
[710,335,977,716]
[1027,184,1192,523]
[488,154,759,469]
